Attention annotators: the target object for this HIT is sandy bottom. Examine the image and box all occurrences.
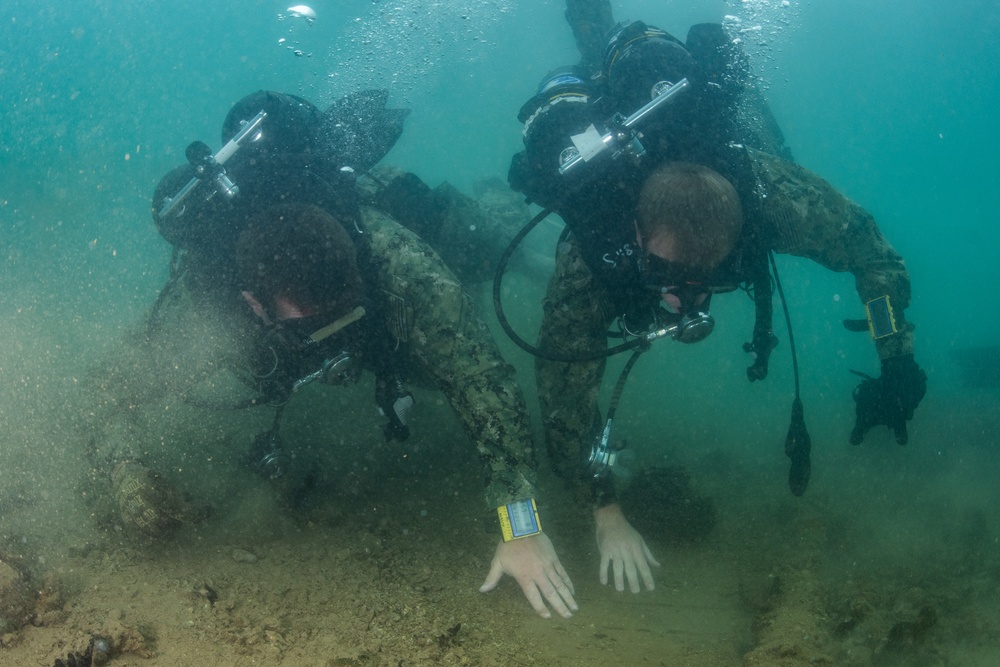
[2,308,999,667]
[3,411,1000,667]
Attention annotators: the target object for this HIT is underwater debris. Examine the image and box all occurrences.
[884,604,938,651]
[436,622,462,648]
[0,556,34,634]
[53,635,111,667]
[743,566,834,666]
[196,580,219,606]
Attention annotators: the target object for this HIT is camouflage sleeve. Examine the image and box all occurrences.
[746,147,915,360]
[362,208,539,511]
[535,235,618,506]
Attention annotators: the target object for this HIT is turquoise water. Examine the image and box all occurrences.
[3,0,998,360]
[2,1,999,664]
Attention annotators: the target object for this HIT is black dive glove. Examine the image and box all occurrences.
[850,353,927,445]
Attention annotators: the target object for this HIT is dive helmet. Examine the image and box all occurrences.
[221,90,322,156]
[509,66,603,206]
[603,21,695,116]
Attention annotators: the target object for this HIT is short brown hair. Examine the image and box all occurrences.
[236,203,364,316]
[637,162,743,269]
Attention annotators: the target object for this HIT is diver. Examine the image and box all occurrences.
[503,14,927,596]
[83,89,578,620]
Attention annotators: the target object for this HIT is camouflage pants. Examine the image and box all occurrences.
[535,236,618,505]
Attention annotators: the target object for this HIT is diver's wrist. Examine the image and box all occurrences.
[496,498,542,542]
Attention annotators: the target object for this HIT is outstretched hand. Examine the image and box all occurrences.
[594,503,660,593]
[480,533,578,619]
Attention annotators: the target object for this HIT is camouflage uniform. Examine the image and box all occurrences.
[746,148,913,360]
[86,205,538,526]
[536,147,914,505]
[361,206,538,510]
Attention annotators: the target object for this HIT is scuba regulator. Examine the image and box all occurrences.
[247,306,368,405]
[243,302,415,482]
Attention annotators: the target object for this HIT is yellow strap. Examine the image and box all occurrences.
[309,306,366,343]
[864,296,898,339]
[497,498,542,542]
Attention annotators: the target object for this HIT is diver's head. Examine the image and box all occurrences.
[236,203,367,393]
[637,162,742,268]
[635,162,742,341]
[236,203,364,323]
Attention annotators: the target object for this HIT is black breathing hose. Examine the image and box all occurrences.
[491,207,645,363]
[768,251,800,397]
[768,250,812,496]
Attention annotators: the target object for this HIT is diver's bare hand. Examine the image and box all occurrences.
[480,533,577,619]
[594,503,659,593]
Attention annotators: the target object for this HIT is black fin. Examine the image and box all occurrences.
[318,89,411,173]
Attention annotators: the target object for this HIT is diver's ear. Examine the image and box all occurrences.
[241,290,272,325]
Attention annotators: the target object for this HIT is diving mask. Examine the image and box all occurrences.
[251,306,367,400]
[638,254,737,344]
